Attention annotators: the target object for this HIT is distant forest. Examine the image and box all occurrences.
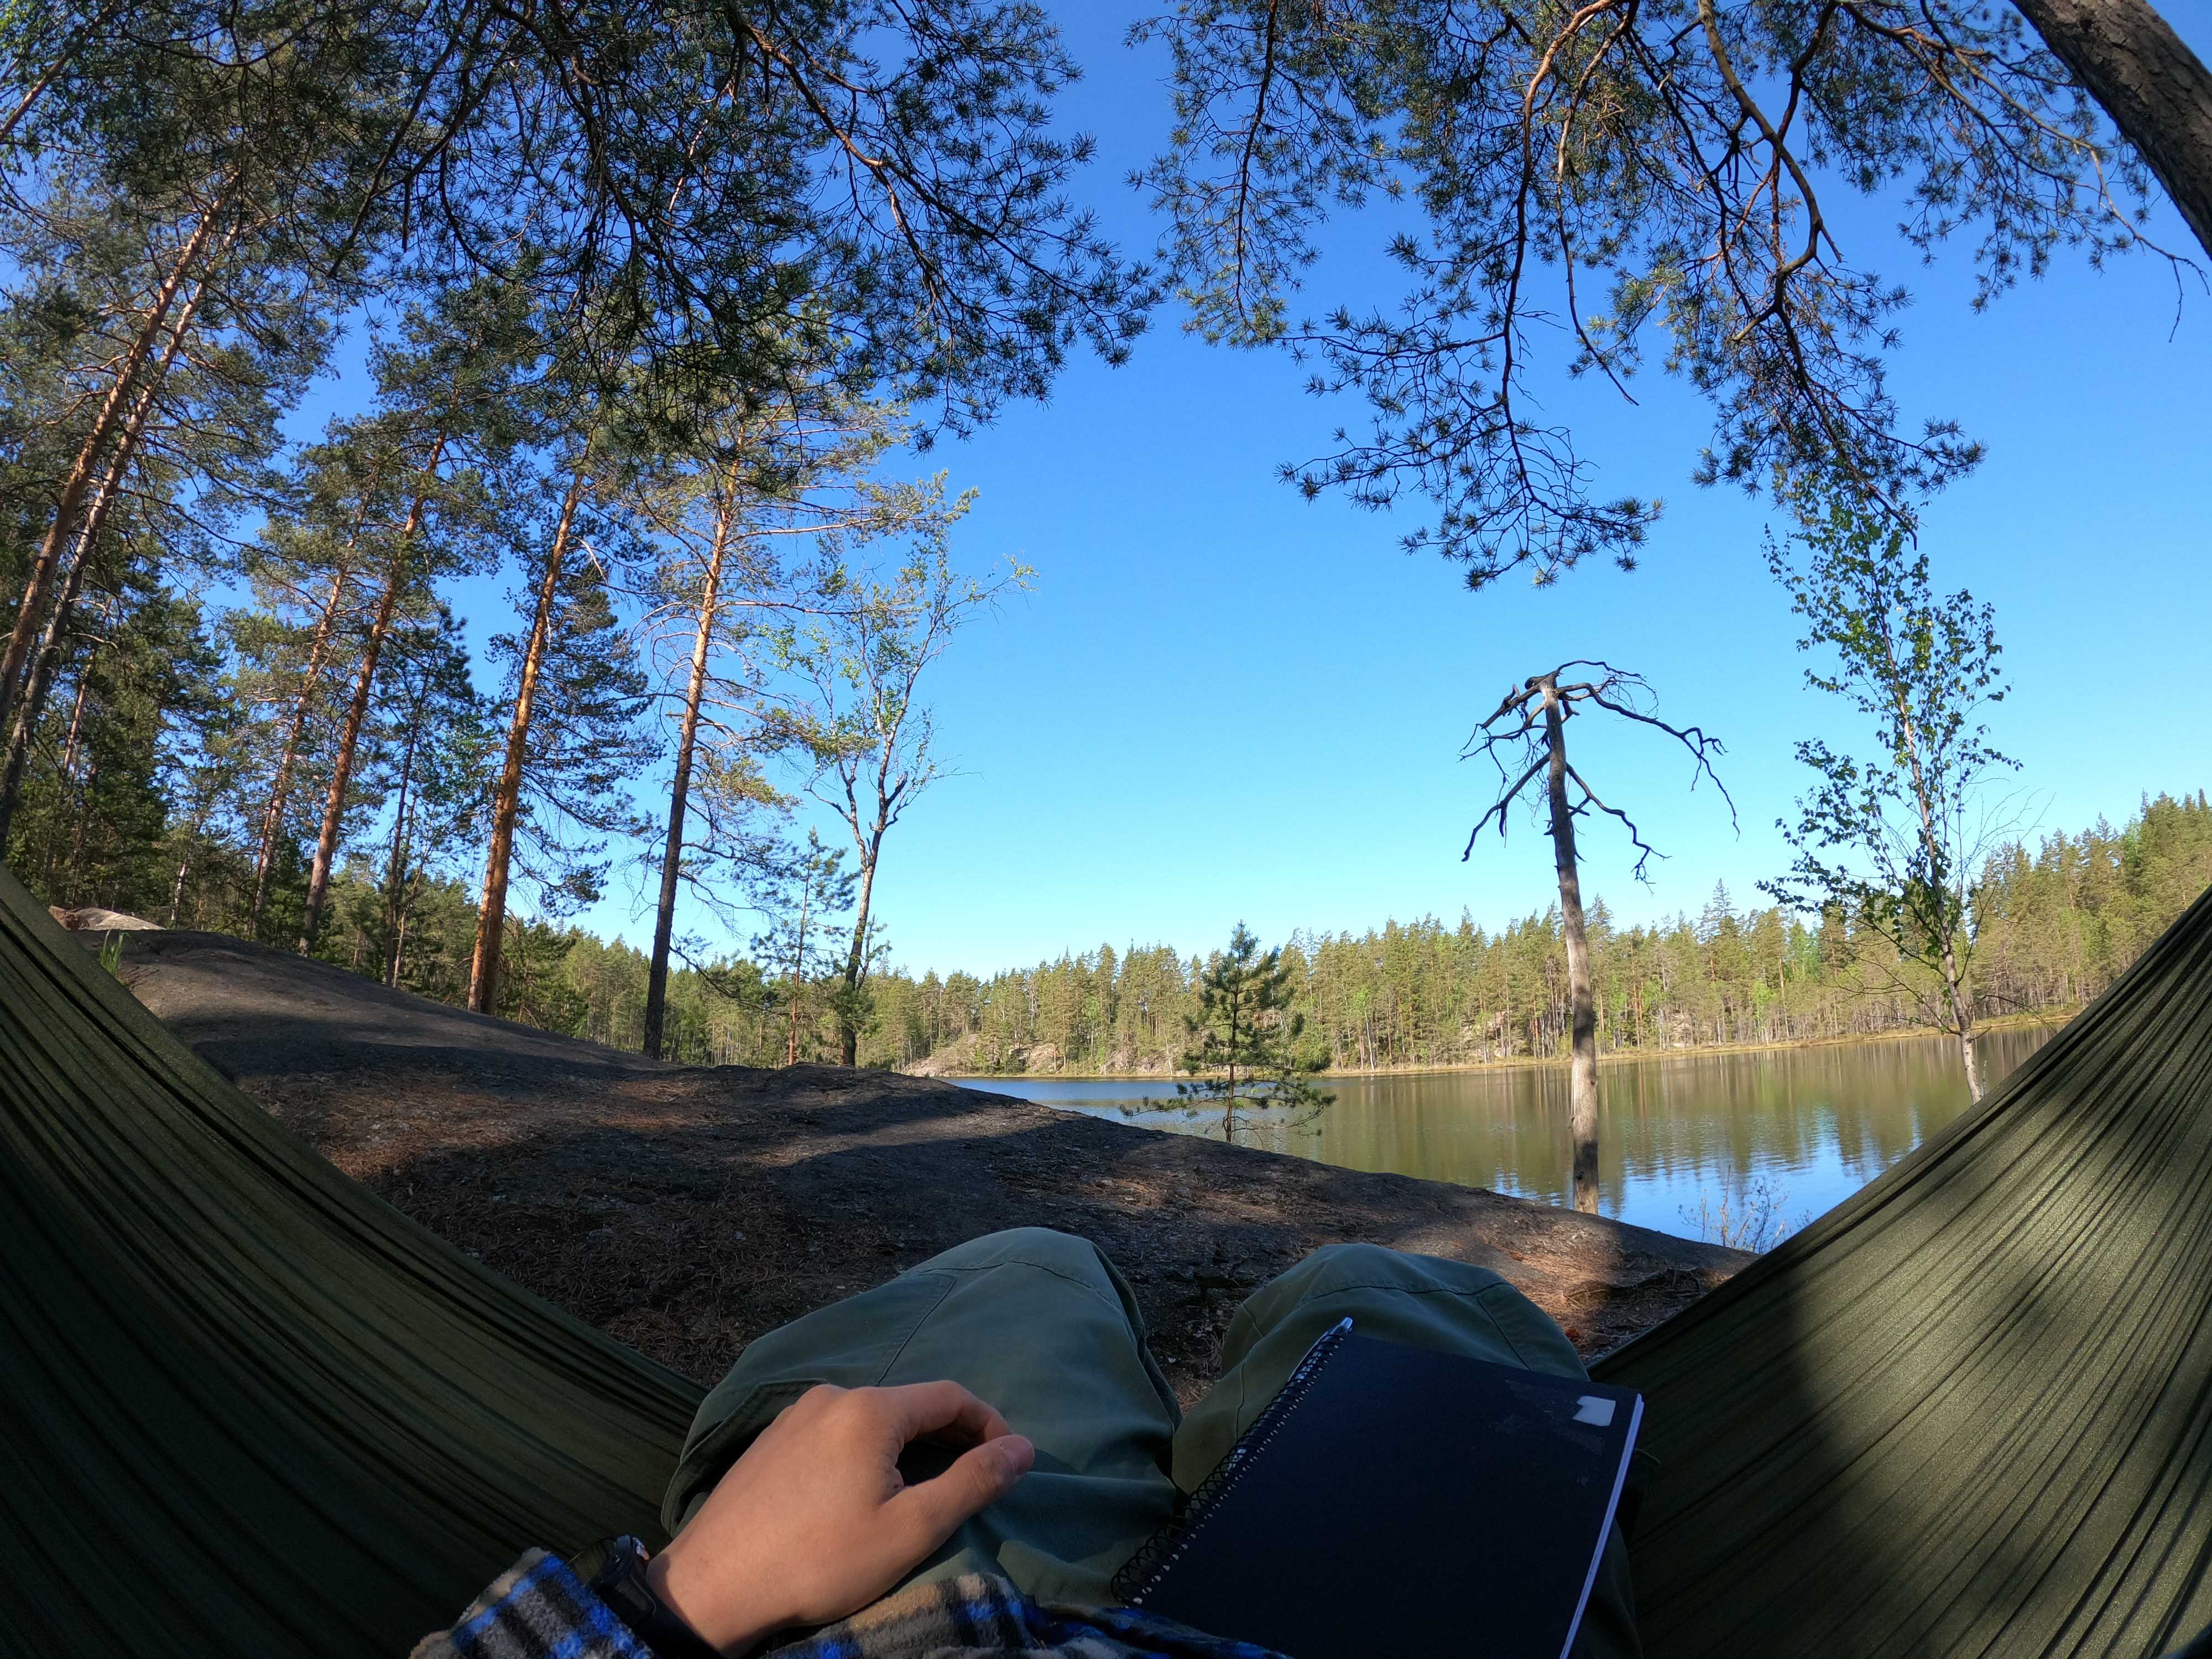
[142,790,2205,1077]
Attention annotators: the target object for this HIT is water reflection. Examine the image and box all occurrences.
[952,1026,2056,1240]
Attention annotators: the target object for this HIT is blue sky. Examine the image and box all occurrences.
[299,8,2212,977]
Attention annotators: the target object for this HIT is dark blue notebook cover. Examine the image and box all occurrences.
[1117,1322,1642,1659]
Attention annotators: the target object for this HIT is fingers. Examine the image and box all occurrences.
[883,1380,1013,1447]
[888,1432,1034,1547]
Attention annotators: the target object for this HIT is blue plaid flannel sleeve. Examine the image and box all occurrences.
[410,1550,653,1659]
[415,1558,1290,1659]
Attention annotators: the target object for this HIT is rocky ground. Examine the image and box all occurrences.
[114,930,1749,1404]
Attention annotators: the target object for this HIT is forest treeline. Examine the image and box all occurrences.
[226,792,2211,1076]
[8,5,2209,1087]
[0,2,1126,1063]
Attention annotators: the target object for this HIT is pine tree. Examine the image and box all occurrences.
[294,279,535,951]
[752,830,856,1065]
[369,607,488,988]
[1174,923,1331,1142]
[468,529,653,1010]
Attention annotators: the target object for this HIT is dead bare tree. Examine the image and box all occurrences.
[1465,662,1733,1214]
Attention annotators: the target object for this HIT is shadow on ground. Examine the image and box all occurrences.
[113,929,1747,1400]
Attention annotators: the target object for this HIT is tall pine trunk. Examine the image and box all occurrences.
[467,466,589,1015]
[381,704,424,988]
[644,483,738,1059]
[296,474,440,953]
[248,486,380,936]
[0,190,230,733]
[2011,0,2212,262]
[1540,678,1602,1215]
[0,270,207,838]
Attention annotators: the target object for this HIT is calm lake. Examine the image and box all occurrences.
[951,1025,2060,1243]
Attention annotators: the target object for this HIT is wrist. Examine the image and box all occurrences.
[644,1537,780,1658]
[575,1535,758,1659]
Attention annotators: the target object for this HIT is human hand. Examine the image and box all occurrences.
[644,1381,1034,1656]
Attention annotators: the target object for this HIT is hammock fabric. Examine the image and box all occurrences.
[1,862,2208,1657]
[0,871,702,1656]
[1594,883,2212,1657]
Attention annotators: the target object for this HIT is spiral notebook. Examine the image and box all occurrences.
[1113,1319,1642,1659]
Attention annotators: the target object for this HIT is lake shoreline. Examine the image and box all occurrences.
[927,1007,2077,1086]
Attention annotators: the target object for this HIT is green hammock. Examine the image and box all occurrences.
[2,864,2208,1658]
[1594,880,2212,1656]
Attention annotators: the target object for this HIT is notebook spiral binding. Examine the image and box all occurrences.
[1111,1316,1355,1608]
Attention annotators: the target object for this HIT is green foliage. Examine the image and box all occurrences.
[750,830,858,1063]
[491,527,654,917]
[1172,923,1332,1140]
[1138,1,2151,582]
[1761,491,2017,1037]
[869,795,2212,1076]
[6,2,1153,427]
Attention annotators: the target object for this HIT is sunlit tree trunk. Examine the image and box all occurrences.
[468,466,589,1014]
[298,473,440,952]
[381,701,424,988]
[0,271,208,838]
[249,489,379,937]
[786,880,813,1066]
[837,825,884,1067]
[168,849,192,926]
[644,481,736,1059]
[0,192,231,734]
[2011,0,2212,261]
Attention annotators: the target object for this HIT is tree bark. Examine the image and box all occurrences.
[468,466,590,1014]
[1540,677,1602,1215]
[55,644,95,785]
[62,755,97,895]
[168,847,191,926]
[297,478,439,952]
[2011,0,2212,262]
[381,692,424,988]
[786,879,813,1066]
[248,488,380,937]
[0,268,207,839]
[644,482,737,1060]
[1940,928,1986,1101]
[0,189,230,734]
[837,832,881,1066]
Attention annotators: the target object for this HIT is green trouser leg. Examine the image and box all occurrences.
[661,1228,1185,1605]
[663,1230,1638,1656]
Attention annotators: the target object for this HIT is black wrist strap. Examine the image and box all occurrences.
[571,1536,726,1659]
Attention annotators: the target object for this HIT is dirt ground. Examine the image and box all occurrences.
[115,930,1748,1404]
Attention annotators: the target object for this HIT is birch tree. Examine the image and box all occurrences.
[777,519,1027,1067]
[1760,493,2018,1099]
